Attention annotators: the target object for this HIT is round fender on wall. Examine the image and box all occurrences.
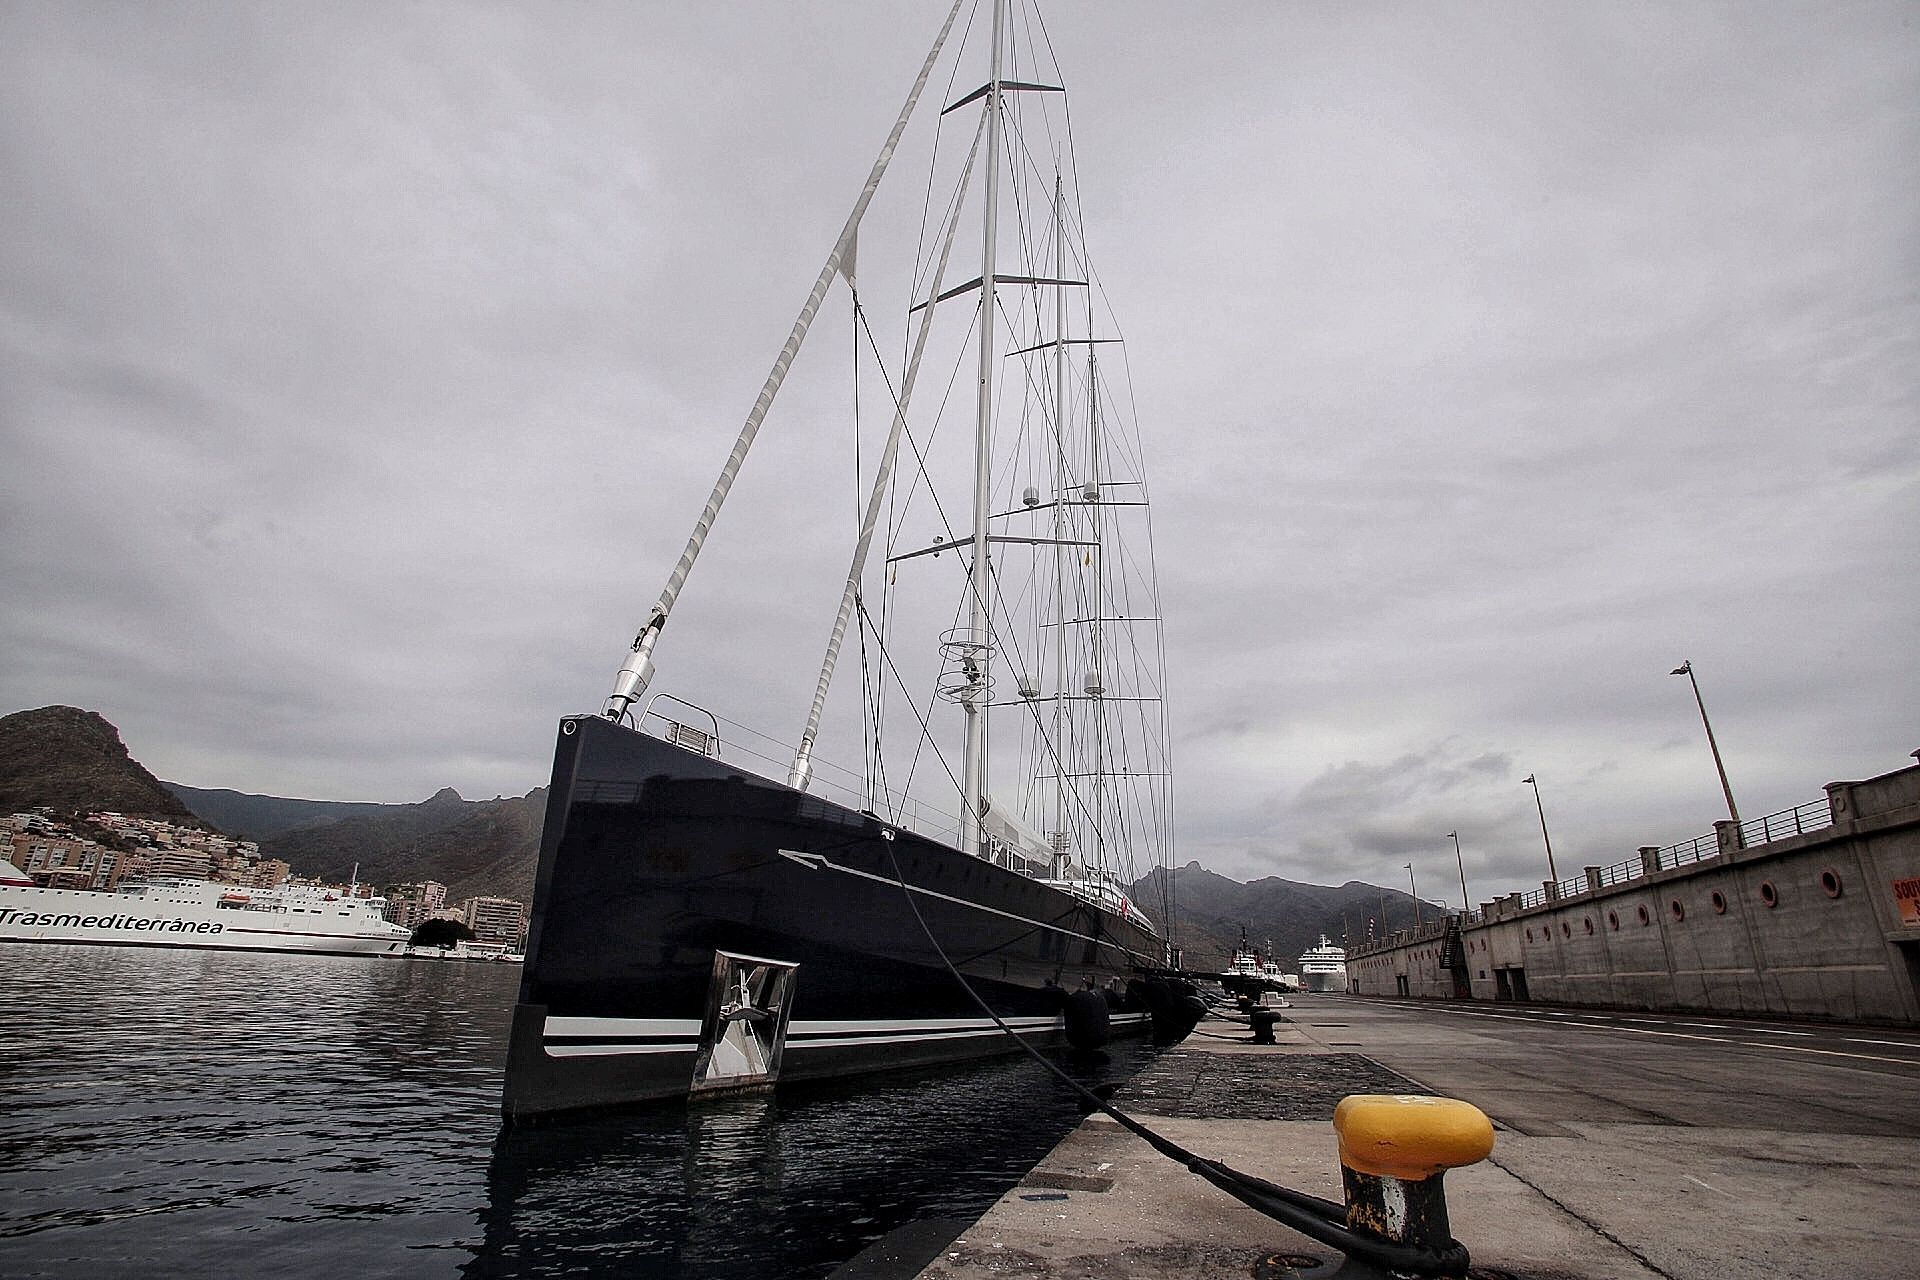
[1064,988,1111,1050]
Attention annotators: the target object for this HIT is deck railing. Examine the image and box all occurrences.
[635,702,963,848]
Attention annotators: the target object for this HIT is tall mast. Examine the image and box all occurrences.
[1085,329,1107,870]
[1051,169,1070,861]
[960,0,1007,860]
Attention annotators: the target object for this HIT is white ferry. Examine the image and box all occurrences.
[1297,934,1349,993]
[0,861,412,957]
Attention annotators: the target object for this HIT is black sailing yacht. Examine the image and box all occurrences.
[503,0,1192,1120]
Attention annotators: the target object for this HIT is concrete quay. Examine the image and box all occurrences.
[886,996,1920,1280]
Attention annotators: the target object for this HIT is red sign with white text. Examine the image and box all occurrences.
[1894,877,1920,927]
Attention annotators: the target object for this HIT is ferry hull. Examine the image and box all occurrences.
[502,715,1164,1120]
[0,888,411,957]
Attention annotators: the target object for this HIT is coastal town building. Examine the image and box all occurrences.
[7,811,287,891]
[384,881,448,929]
[9,832,107,889]
[459,895,529,950]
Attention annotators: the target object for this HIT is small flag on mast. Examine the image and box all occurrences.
[836,230,858,285]
[1670,661,1691,676]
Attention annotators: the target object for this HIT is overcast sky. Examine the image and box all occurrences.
[3,2,1914,902]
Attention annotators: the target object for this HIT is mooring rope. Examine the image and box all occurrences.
[877,832,1471,1277]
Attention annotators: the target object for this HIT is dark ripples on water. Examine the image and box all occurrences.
[0,946,1153,1278]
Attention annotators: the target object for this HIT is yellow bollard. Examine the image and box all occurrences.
[1331,1095,1494,1253]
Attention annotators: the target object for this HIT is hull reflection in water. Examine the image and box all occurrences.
[471,1043,1155,1279]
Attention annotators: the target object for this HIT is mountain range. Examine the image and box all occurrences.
[1,704,1446,966]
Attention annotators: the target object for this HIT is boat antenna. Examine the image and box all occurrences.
[603,0,968,723]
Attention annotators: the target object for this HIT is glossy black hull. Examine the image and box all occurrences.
[502,715,1165,1120]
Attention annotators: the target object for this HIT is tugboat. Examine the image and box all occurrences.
[1216,928,1293,1004]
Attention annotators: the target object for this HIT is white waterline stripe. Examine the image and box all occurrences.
[793,1017,1056,1034]
[545,1043,692,1058]
[550,1015,1154,1057]
[790,1027,1050,1049]
[548,1009,1149,1040]
[545,1016,701,1037]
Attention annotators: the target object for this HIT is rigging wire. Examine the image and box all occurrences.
[801,0,1172,925]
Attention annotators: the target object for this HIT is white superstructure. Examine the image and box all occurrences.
[1297,934,1349,994]
[0,867,412,956]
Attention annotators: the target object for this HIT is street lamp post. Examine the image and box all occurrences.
[1522,774,1559,883]
[1671,660,1741,826]
[1406,862,1420,930]
[1447,830,1469,914]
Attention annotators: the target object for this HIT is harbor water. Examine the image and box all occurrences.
[0,946,1153,1278]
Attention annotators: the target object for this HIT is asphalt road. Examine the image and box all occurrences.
[1284,996,1920,1278]
[1291,996,1920,1137]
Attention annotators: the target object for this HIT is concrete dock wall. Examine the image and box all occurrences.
[1348,762,1920,1024]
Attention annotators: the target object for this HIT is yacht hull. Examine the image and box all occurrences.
[502,715,1163,1120]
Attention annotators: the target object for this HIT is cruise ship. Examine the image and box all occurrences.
[1296,934,1349,994]
[0,862,413,956]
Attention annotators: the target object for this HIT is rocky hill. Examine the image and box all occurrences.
[5,705,1450,954]
[251,788,545,904]
[162,784,403,840]
[0,706,203,823]
[1134,861,1445,972]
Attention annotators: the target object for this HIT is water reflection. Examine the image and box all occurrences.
[0,946,1149,1280]
[468,1047,1147,1280]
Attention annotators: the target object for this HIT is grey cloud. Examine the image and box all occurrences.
[2,2,1914,902]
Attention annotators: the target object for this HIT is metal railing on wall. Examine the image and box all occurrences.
[1348,791,1839,958]
[1657,832,1718,871]
[1739,798,1833,848]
